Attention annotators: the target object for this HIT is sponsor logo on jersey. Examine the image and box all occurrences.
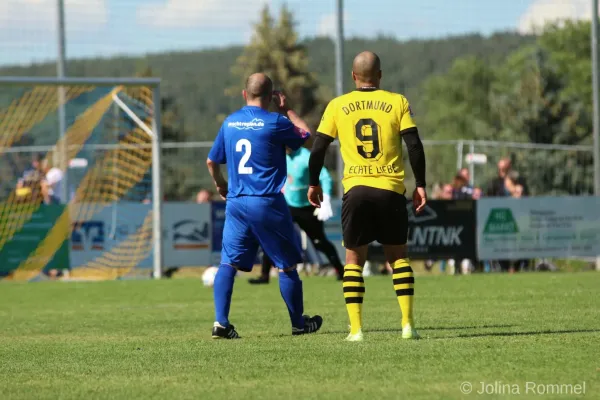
[228,118,265,130]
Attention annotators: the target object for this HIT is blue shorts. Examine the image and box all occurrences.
[221,194,302,271]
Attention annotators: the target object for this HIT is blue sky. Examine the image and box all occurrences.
[0,0,588,66]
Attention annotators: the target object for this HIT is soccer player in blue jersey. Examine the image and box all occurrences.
[206,73,324,339]
[249,148,344,284]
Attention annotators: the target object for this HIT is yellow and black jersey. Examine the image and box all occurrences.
[316,88,416,195]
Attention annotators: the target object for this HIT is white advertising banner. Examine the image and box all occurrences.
[163,203,211,267]
[70,202,212,269]
[477,197,600,260]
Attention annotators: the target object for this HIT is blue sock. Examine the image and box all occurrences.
[278,270,304,329]
[213,264,237,327]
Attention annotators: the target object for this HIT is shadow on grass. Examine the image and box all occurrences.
[285,326,600,338]
[443,328,600,339]
[318,324,517,336]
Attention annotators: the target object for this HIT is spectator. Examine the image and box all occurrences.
[16,154,45,203]
[452,173,472,199]
[426,180,470,274]
[448,170,480,274]
[487,157,529,197]
[196,189,214,203]
[41,159,65,204]
[505,171,524,198]
[22,153,43,178]
[486,158,529,273]
[441,183,454,200]
[458,167,476,197]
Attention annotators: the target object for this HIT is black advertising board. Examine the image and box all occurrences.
[406,199,476,260]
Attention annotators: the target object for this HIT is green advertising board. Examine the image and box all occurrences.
[0,205,70,278]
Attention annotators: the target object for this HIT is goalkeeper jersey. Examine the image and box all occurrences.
[284,147,332,208]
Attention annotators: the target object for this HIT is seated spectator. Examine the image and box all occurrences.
[452,173,473,199]
[441,183,453,200]
[16,154,45,203]
[459,168,479,197]
[458,167,470,182]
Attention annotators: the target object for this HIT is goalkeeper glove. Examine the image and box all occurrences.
[316,194,333,221]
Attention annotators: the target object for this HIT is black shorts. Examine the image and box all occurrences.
[289,205,326,241]
[341,186,408,248]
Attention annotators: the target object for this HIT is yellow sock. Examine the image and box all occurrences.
[343,264,364,335]
[392,259,414,327]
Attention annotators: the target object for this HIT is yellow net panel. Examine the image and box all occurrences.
[0,86,91,156]
[1,85,156,281]
[0,88,113,251]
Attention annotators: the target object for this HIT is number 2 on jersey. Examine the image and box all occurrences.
[354,118,381,160]
[236,139,253,174]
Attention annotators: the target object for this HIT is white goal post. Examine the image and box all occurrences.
[0,76,164,279]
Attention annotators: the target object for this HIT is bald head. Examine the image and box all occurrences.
[244,73,273,102]
[352,51,382,85]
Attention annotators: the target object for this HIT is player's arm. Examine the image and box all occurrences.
[274,91,312,135]
[206,161,227,200]
[206,126,228,200]
[308,100,337,207]
[402,128,426,188]
[313,166,334,221]
[273,91,311,150]
[399,97,427,213]
[319,167,333,196]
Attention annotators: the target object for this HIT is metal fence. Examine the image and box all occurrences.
[425,140,595,197]
[3,139,593,202]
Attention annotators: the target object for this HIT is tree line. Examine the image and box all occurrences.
[419,21,594,195]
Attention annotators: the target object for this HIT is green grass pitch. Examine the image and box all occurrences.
[1,272,598,399]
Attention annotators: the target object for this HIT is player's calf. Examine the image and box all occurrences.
[343,263,365,336]
[277,267,324,336]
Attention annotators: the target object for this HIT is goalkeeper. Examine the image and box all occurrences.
[249,146,344,284]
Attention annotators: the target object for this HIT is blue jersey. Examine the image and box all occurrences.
[284,147,333,208]
[208,106,310,198]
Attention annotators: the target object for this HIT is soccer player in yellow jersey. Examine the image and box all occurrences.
[308,51,427,341]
